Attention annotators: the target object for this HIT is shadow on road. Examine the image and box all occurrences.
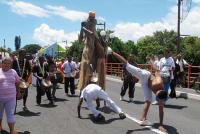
[39,104,58,108]
[16,110,41,117]
[164,104,187,109]
[89,114,122,124]
[120,100,144,105]
[54,97,68,102]
[126,128,150,134]
[18,131,31,134]
[132,100,144,105]
[0,130,31,134]
[67,94,79,97]
[152,123,179,134]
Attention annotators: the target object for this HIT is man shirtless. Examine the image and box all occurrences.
[110,51,167,132]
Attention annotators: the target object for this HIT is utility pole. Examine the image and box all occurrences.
[57,42,59,59]
[62,40,67,57]
[3,39,5,57]
[177,0,181,54]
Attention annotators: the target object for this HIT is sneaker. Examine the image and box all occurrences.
[119,113,126,119]
[120,96,124,101]
[129,98,134,102]
[152,101,158,105]
[139,119,152,126]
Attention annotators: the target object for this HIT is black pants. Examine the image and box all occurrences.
[120,77,135,98]
[36,81,53,104]
[64,77,75,95]
[169,79,177,98]
[23,88,28,106]
[51,79,57,98]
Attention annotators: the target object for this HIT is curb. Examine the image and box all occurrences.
[106,76,200,101]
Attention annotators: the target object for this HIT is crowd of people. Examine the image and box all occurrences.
[145,49,188,105]
[0,46,190,134]
[0,50,80,134]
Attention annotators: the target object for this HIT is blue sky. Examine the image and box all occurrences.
[0,0,200,51]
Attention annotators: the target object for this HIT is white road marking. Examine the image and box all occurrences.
[125,113,168,134]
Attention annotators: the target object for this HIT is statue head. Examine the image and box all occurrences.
[87,11,97,26]
[88,11,95,19]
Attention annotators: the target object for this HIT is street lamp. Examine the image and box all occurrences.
[100,30,106,36]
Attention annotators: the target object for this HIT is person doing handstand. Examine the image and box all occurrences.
[110,50,168,132]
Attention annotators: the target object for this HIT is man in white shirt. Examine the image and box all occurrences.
[77,76,126,121]
[62,56,77,96]
[159,49,175,101]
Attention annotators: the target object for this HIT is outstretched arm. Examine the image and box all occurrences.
[112,52,127,64]
[77,98,83,118]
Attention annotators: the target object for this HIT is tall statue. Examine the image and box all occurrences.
[78,11,108,91]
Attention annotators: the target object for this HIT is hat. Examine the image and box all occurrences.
[88,11,95,18]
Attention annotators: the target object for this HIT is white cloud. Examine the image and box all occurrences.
[5,0,48,17]
[3,1,104,22]
[46,5,88,21]
[113,3,200,42]
[193,0,200,4]
[113,21,174,42]
[46,5,105,22]
[33,23,79,47]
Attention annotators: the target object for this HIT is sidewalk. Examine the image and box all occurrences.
[106,75,200,101]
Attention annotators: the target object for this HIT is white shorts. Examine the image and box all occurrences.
[126,63,152,101]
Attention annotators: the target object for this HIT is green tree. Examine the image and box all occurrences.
[23,44,41,54]
[124,40,137,56]
[153,30,177,50]
[66,40,84,61]
[136,30,177,63]
[181,36,200,65]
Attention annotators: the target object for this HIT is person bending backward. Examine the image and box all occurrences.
[110,50,168,132]
[77,76,126,121]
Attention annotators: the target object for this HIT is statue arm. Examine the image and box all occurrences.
[112,52,127,64]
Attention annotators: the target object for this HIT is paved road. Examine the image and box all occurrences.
[1,80,200,134]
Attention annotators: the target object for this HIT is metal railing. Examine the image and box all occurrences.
[106,63,200,88]
[185,65,200,88]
